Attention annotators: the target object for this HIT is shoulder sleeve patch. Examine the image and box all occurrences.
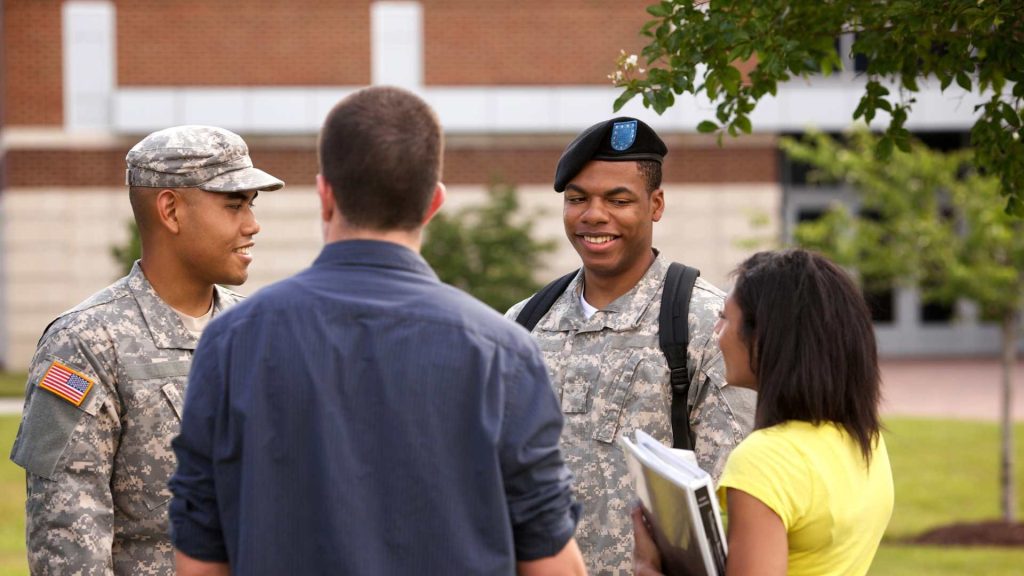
[38,361,95,407]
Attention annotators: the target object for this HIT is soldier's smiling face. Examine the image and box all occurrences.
[563,160,664,282]
[176,188,261,287]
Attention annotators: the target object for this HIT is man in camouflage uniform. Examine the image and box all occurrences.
[507,117,756,575]
[9,125,283,575]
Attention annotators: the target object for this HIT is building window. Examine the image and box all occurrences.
[781,130,970,329]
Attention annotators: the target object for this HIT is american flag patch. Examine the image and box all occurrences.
[38,361,94,406]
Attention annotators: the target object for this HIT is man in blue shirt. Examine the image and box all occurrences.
[169,86,586,576]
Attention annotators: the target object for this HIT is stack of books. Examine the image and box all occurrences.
[620,430,728,576]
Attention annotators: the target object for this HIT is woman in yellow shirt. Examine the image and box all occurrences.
[632,249,894,576]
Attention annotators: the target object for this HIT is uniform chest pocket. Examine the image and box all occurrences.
[118,361,190,513]
[591,351,643,444]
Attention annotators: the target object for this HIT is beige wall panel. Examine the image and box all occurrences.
[656,185,783,289]
[241,188,322,290]
[3,188,327,369]
[3,184,780,369]
[4,189,133,368]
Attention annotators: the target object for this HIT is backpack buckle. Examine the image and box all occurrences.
[670,367,689,391]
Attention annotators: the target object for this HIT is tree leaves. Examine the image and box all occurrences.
[956,71,972,92]
[614,0,1024,215]
[789,129,1023,316]
[697,120,719,134]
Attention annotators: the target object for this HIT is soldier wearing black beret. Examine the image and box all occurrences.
[507,117,756,574]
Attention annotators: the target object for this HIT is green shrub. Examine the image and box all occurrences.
[422,183,556,312]
[110,221,141,278]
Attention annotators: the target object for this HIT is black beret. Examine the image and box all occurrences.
[553,117,667,192]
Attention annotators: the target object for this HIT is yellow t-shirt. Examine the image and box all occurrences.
[717,421,894,576]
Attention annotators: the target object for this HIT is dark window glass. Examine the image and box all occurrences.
[853,50,869,73]
[797,208,825,223]
[916,131,968,153]
[921,300,954,323]
[864,288,895,323]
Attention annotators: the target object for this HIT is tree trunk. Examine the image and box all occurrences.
[1000,309,1018,523]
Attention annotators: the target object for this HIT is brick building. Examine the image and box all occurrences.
[0,1,1000,369]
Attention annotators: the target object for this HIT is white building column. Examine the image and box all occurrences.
[63,1,116,130]
[371,1,423,89]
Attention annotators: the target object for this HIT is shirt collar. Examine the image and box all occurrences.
[314,239,439,280]
[544,251,667,332]
[127,262,199,350]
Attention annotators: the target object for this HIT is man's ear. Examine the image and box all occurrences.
[422,182,446,225]
[316,174,336,224]
[650,188,665,223]
[154,188,182,234]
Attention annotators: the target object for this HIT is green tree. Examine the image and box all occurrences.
[787,130,1023,523]
[613,0,1024,215]
[422,183,556,312]
[111,221,141,277]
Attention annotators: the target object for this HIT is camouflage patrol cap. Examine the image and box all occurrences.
[554,117,667,192]
[126,125,284,193]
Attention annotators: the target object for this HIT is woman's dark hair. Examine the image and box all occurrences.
[732,249,882,463]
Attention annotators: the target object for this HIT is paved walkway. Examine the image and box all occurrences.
[0,398,22,415]
[880,358,1024,421]
[0,359,1021,420]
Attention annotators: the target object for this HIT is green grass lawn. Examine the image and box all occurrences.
[870,417,1024,574]
[0,417,26,576]
[0,374,25,399]
[883,417,1024,539]
[0,415,1020,575]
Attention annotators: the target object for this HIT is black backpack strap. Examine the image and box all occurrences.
[659,262,701,449]
[515,270,579,332]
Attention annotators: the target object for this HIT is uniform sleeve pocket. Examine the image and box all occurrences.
[10,391,90,479]
[592,352,642,444]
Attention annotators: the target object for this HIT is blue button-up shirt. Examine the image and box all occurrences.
[169,240,580,575]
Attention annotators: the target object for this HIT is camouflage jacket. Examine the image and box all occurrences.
[10,262,243,576]
[506,254,756,575]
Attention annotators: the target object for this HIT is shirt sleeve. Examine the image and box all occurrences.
[689,329,756,482]
[12,329,120,575]
[717,431,810,531]
[168,327,229,562]
[498,343,581,561]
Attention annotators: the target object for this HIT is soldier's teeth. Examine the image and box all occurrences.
[234,247,251,255]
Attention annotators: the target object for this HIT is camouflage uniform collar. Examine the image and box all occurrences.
[126,262,209,350]
[546,253,668,332]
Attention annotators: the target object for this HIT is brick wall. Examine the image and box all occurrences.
[7,149,128,187]
[6,139,778,188]
[3,0,63,125]
[662,142,779,184]
[2,0,691,122]
[117,0,371,86]
[423,0,651,85]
